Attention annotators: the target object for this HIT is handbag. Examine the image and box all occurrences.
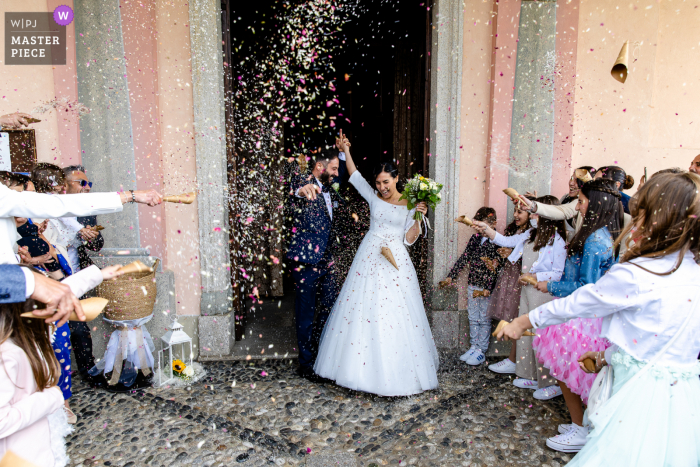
[583,286,698,428]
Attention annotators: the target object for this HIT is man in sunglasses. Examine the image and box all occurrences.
[63,165,107,387]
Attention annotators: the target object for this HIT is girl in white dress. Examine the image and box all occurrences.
[314,137,439,396]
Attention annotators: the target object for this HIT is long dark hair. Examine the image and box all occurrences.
[529,195,566,251]
[0,272,60,391]
[597,165,634,190]
[615,172,700,274]
[568,178,624,257]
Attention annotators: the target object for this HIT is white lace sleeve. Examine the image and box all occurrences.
[349,171,375,204]
[404,208,418,246]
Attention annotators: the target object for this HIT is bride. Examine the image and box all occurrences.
[313,136,439,396]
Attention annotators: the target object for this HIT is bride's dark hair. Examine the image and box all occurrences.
[373,162,404,191]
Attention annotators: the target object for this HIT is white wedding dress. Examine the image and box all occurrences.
[314,171,439,396]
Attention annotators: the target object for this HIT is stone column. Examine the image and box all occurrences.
[507,0,558,208]
[427,0,464,349]
[189,0,234,357]
[74,0,145,256]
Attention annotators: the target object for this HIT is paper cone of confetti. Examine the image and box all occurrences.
[89,225,105,231]
[502,187,520,199]
[0,451,39,467]
[582,358,596,372]
[611,40,629,83]
[519,274,538,286]
[21,297,108,322]
[381,246,399,270]
[492,320,535,338]
[163,192,196,204]
[118,260,153,275]
[574,168,593,184]
[455,215,473,226]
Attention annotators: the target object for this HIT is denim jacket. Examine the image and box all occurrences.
[548,227,615,297]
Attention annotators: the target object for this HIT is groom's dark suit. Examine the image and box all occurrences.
[286,156,347,373]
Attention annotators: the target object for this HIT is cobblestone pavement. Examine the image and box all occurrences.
[67,351,574,467]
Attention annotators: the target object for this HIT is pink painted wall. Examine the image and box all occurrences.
[0,1,64,165]
[120,0,166,261]
[456,0,496,310]
[571,0,700,190]
[46,0,81,166]
[154,0,202,316]
[484,0,521,232]
[551,0,580,197]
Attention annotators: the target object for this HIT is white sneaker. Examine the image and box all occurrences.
[466,349,486,366]
[459,346,477,362]
[533,385,563,400]
[558,423,576,434]
[488,358,516,374]
[546,424,588,452]
[513,378,538,389]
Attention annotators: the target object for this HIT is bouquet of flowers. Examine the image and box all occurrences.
[399,175,443,223]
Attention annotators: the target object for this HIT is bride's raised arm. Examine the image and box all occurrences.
[338,129,357,176]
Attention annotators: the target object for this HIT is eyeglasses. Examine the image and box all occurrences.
[69,179,93,188]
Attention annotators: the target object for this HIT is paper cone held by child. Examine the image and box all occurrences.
[582,358,596,372]
[455,215,474,226]
[21,297,109,322]
[118,260,153,275]
[381,247,399,270]
[502,187,520,200]
[519,274,538,286]
[492,320,535,338]
[611,40,629,83]
[163,192,196,204]
[574,168,593,184]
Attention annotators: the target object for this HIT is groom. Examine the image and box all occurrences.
[287,141,348,379]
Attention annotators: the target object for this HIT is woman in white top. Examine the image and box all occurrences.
[498,172,700,466]
[475,195,567,398]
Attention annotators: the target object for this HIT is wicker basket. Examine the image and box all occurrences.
[98,259,159,321]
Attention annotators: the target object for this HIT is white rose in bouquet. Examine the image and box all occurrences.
[419,182,428,191]
[183,366,195,377]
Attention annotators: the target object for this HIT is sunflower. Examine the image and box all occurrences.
[172,359,186,374]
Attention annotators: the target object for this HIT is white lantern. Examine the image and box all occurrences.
[157,319,193,387]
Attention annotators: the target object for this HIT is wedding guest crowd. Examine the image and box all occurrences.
[0,112,164,465]
[442,159,700,460]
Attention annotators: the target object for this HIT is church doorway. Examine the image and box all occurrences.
[222,0,432,359]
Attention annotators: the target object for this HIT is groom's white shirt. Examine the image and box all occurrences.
[294,152,346,220]
[0,184,123,265]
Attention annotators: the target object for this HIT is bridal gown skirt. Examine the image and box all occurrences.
[314,231,439,396]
